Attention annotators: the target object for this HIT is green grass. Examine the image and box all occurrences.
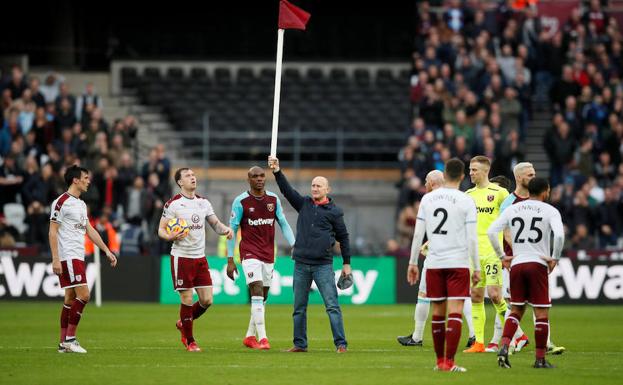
[0,303,622,385]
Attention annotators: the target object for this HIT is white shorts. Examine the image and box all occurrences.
[241,259,274,286]
[502,268,510,299]
[418,267,427,295]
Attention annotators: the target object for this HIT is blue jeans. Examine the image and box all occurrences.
[292,262,347,349]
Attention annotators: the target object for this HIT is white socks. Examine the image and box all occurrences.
[251,296,266,340]
[413,298,430,341]
[463,297,476,338]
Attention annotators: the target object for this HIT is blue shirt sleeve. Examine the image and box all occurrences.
[275,196,296,246]
[227,195,244,258]
[499,194,515,213]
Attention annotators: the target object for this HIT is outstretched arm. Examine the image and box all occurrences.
[268,156,305,211]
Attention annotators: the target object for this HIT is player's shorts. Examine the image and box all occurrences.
[242,258,274,286]
[509,262,551,307]
[502,268,511,299]
[473,255,503,289]
[59,259,87,289]
[418,266,428,294]
[426,268,470,301]
[170,255,212,291]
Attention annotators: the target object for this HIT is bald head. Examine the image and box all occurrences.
[247,165,266,194]
[311,176,330,201]
[425,170,444,192]
[248,166,264,178]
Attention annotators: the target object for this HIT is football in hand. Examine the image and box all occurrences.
[166,218,190,236]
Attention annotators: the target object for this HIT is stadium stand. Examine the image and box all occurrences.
[391,0,623,251]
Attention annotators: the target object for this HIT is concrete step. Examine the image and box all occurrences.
[149,122,174,131]
[119,95,140,106]
[525,136,543,145]
[528,152,549,162]
[130,105,162,114]
[103,106,129,121]
[525,144,544,153]
[531,112,552,121]
[139,113,168,123]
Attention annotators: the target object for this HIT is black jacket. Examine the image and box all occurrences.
[274,170,351,265]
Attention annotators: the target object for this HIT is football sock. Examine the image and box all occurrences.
[445,313,462,364]
[472,301,486,343]
[533,311,552,345]
[66,298,87,340]
[534,318,549,359]
[413,298,430,341]
[60,303,71,342]
[501,312,521,347]
[251,296,267,340]
[490,310,503,345]
[462,297,475,337]
[246,316,256,338]
[431,315,446,360]
[180,303,194,344]
[492,299,508,326]
[192,301,208,320]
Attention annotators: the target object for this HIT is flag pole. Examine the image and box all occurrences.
[270,28,285,158]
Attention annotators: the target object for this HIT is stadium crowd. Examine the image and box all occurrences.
[0,66,169,256]
[392,0,623,254]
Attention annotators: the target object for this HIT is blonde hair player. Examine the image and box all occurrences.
[463,156,509,353]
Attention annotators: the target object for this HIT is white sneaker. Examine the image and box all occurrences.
[63,339,87,353]
[57,343,68,353]
[447,365,467,372]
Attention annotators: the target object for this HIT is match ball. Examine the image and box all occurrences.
[166,218,189,236]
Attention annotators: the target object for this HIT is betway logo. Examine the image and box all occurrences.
[0,257,96,298]
[550,258,623,300]
[477,206,494,214]
[248,218,275,226]
[209,265,379,304]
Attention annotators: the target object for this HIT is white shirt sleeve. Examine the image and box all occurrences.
[50,199,64,223]
[550,207,565,260]
[409,200,427,265]
[465,198,480,270]
[487,209,508,259]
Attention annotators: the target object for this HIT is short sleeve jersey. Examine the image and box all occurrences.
[466,183,509,259]
[489,200,564,267]
[50,192,88,261]
[416,187,477,269]
[162,193,215,258]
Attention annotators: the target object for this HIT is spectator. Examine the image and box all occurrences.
[596,187,621,247]
[4,65,27,99]
[595,151,616,187]
[29,77,46,108]
[0,154,24,206]
[55,98,77,132]
[40,72,64,104]
[570,223,594,250]
[54,82,75,115]
[75,82,104,122]
[545,120,576,186]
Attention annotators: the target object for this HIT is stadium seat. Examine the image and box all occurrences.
[143,67,162,80]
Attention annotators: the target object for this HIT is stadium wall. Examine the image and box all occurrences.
[1,248,622,304]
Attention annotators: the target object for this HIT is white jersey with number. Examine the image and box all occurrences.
[416,187,478,269]
[488,199,564,267]
[162,193,215,258]
[50,192,88,261]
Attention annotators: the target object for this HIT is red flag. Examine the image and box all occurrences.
[278,0,310,30]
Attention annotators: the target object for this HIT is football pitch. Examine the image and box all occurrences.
[1,303,621,385]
